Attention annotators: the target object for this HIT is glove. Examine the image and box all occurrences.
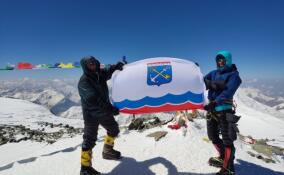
[115,62,124,71]
[204,79,226,91]
[204,101,216,112]
[111,106,120,116]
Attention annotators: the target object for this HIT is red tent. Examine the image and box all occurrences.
[17,62,34,69]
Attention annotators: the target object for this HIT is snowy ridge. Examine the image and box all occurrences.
[0,79,81,117]
[60,106,82,119]
[274,103,284,113]
[235,88,284,120]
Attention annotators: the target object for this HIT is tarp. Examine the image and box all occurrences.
[110,57,205,114]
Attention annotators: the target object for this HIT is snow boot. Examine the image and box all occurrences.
[102,135,121,160]
[209,144,225,168]
[81,149,92,167]
[209,157,223,168]
[80,166,101,175]
[80,150,101,175]
[215,168,235,175]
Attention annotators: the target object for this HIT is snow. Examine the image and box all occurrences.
[274,103,284,113]
[235,92,284,140]
[60,106,82,119]
[1,97,284,175]
[0,79,80,116]
[0,98,82,129]
[241,87,275,102]
[235,88,284,120]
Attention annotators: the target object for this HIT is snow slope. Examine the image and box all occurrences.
[235,90,284,148]
[0,79,81,116]
[274,103,284,113]
[235,88,284,120]
[0,97,284,175]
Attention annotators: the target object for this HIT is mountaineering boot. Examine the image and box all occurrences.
[215,168,235,175]
[209,144,225,168]
[102,135,121,160]
[216,146,235,175]
[209,157,223,168]
[80,166,101,175]
[80,149,101,175]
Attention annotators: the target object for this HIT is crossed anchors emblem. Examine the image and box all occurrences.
[147,63,172,86]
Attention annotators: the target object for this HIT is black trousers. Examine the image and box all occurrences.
[207,110,236,147]
[82,110,120,151]
[207,110,237,171]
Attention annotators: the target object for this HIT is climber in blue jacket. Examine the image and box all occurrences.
[204,51,242,175]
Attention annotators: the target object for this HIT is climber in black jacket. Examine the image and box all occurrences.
[78,56,124,175]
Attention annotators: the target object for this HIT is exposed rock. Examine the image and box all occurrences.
[128,117,165,131]
[147,131,168,141]
[128,118,144,130]
[0,124,83,146]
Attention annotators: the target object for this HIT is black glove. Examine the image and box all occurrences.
[115,62,124,71]
[204,101,216,112]
[204,78,226,91]
[111,106,120,116]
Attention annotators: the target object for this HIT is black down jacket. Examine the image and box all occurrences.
[78,56,121,119]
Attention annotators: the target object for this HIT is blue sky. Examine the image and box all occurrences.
[0,0,283,79]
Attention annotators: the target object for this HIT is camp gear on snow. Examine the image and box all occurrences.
[239,135,256,145]
[168,111,188,130]
[146,131,168,141]
[168,124,181,130]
